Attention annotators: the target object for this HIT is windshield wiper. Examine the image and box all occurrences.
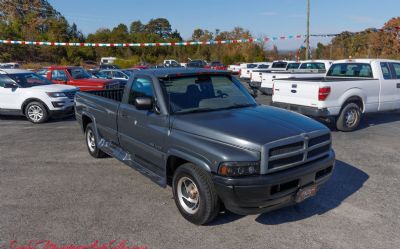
[174,108,216,115]
[222,103,255,110]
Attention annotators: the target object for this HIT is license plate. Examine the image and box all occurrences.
[295,184,317,203]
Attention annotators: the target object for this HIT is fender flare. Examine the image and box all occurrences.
[166,148,212,173]
[338,88,366,111]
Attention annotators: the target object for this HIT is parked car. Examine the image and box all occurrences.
[88,69,111,79]
[122,68,140,76]
[272,59,400,131]
[0,62,20,69]
[249,63,273,88]
[99,64,120,70]
[100,69,130,80]
[43,66,122,91]
[187,60,207,68]
[164,60,181,68]
[239,63,258,80]
[0,69,78,123]
[132,65,148,70]
[205,61,227,70]
[227,64,241,74]
[75,68,335,225]
[259,60,333,95]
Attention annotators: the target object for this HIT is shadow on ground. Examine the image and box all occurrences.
[0,115,76,123]
[209,160,369,225]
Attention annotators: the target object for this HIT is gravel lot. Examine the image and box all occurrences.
[1,86,400,249]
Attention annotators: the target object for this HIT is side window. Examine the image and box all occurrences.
[381,63,392,80]
[128,77,154,105]
[389,63,400,79]
[51,70,68,81]
[0,75,15,87]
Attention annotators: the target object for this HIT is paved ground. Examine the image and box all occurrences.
[1,89,400,249]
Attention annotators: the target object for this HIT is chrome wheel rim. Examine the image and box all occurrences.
[27,105,44,122]
[345,109,358,127]
[177,177,200,214]
[87,129,96,152]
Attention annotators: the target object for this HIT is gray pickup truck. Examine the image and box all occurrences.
[75,68,335,225]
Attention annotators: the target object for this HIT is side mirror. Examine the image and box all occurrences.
[249,88,258,98]
[4,82,18,88]
[134,97,153,110]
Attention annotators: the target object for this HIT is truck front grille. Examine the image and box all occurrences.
[265,132,331,173]
[106,83,121,89]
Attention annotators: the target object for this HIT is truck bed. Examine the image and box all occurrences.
[86,89,124,102]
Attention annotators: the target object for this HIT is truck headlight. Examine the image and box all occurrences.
[218,161,260,177]
[47,92,66,98]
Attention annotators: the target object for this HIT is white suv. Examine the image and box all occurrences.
[0,69,79,123]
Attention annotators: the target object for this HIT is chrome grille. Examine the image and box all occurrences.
[262,131,331,174]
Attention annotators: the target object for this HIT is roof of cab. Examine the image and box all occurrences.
[333,58,400,64]
[136,68,231,78]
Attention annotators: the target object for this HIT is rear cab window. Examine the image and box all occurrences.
[327,63,373,78]
[271,62,287,69]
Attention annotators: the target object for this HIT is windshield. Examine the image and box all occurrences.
[67,68,92,79]
[160,75,257,114]
[327,63,373,78]
[257,64,270,69]
[286,63,301,70]
[299,62,326,70]
[271,62,287,68]
[7,73,53,87]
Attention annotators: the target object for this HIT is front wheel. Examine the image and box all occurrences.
[336,103,362,132]
[172,163,220,225]
[25,102,49,123]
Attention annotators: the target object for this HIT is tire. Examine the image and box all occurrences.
[25,101,49,123]
[172,163,220,225]
[336,103,362,132]
[85,123,107,158]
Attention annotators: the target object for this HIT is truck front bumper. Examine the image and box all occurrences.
[212,152,335,215]
[249,81,261,89]
[260,87,273,95]
[272,102,331,118]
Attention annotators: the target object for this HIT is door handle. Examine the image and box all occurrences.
[120,112,128,118]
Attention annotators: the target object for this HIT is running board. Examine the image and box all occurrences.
[98,139,166,187]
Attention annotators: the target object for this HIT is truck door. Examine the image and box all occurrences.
[388,62,400,109]
[50,70,69,85]
[117,76,169,177]
[0,75,21,110]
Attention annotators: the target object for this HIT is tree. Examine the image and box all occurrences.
[144,18,172,38]
[130,20,143,34]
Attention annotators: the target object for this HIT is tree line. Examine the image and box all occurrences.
[0,0,399,68]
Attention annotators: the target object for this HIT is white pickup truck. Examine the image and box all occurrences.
[0,69,78,123]
[239,62,270,80]
[259,60,333,95]
[272,59,400,131]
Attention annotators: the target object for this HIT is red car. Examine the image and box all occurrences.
[204,61,227,70]
[40,66,121,91]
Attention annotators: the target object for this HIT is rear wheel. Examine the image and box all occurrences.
[85,123,107,158]
[25,102,48,123]
[172,163,220,225]
[336,103,362,131]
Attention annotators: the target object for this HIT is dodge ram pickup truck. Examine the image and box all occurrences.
[75,68,335,225]
[257,60,332,95]
[272,59,400,131]
[43,66,122,91]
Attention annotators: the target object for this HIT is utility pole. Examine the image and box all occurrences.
[306,0,310,60]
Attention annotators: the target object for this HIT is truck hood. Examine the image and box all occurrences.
[70,78,115,85]
[30,84,78,92]
[172,105,328,151]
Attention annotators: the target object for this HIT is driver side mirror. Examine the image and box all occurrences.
[249,89,258,98]
[4,82,18,88]
[134,97,153,110]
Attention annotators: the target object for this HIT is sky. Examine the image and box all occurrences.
[48,0,400,50]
